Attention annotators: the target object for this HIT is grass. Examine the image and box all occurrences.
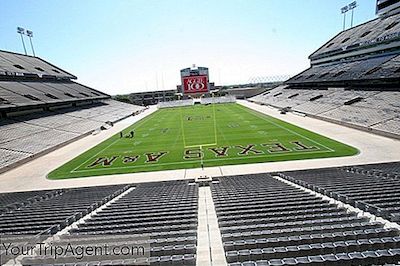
[48,103,358,179]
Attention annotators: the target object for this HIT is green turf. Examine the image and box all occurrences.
[48,103,358,179]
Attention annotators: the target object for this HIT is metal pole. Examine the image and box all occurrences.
[28,36,35,57]
[19,33,27,55]
[161,72,164,90]
[156,73,159,90]
[351,8,355,27]
[343,12,346,31]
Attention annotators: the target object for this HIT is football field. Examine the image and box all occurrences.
[48,103,358,179]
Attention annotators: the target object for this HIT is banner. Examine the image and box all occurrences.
[182,75,208,94]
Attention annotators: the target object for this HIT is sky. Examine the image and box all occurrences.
[1,0,378,95]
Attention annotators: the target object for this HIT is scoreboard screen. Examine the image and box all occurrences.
[182,75,209,94]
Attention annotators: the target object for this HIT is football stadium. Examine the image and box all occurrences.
[1,0,400,265]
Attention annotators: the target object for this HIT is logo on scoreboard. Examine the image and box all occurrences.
[182,75,208,94]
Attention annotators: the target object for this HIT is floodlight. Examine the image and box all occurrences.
[349,1,357,9]
[17,27,25,34]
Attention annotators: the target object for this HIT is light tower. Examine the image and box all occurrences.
[341,5,349,31]
[26,30,36,57]
[341,1,358,30]
[349,1,358,28]
[17,27,27,55]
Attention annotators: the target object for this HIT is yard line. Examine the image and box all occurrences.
[237,104,335,152]
[71,111,159,172]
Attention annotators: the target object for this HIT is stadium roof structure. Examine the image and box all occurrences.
[0,50,110,112]
[287,53,400,85]
[309,12,400,64]
[376,0,400,16]
[287,11,400,86]
[0,50,77,80]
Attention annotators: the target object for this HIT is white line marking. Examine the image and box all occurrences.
[239,105,335,152]
[71,113,157,172]
[71,104,338,174]
[71,149,333,173]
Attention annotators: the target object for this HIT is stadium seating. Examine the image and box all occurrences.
[0,189,57,214]
[0,185,127,235]
[249,87,400,138]
[158,96,236,108]
[0,185,129,264]
[248,10,400,140]
[0,50,146,173]
[287,54,399,84]
[224,87,267,99]
[11,180,198,265]
[0,81,108,107]
[210,174,400,265]
[1,165,400,264]
[343,162,400,182]
[372,117,400,135]
[157,99,194,108]
[310,13,400,61]
[0,99,144,172]
[277,162,400,222]
[0,50,76,79]
[201,95,236,104]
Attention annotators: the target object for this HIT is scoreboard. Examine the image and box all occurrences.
[180,66,210,95]
[182,75,209,94]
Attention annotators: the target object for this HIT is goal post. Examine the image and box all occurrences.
[179,93,218,149]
